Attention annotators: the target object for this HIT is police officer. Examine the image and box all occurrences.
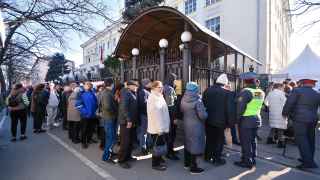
[234,77,265,168]
[282,78,320,170]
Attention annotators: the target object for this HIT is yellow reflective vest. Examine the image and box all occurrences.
[243,88,265,117]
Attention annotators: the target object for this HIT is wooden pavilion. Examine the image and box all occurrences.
[114,6,262,93]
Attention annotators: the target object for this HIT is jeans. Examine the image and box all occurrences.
[102,120,116,161]
[137,114,148,150]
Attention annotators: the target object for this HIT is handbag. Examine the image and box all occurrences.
[152,134,168,156]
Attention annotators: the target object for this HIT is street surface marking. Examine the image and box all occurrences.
[47,132,116,180]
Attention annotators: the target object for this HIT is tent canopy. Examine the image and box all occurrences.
[278,44,320,81]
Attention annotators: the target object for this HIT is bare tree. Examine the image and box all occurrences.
[290,0,320,30]
[0,0,114,91]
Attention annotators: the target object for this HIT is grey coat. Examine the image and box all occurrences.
[67,91,81,122]
[181,91,208,154]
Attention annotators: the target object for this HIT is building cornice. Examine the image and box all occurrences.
[80,19,124,48]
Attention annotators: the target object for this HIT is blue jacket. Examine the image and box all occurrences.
[75,90,98,119]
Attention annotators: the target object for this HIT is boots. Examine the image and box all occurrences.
[190,155,204,175]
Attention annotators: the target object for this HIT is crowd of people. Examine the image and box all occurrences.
[4,73,320,174]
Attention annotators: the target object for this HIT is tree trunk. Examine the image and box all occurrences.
[0,67,7,97]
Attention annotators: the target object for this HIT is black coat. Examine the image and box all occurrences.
[118,88,138,125]
[282,86,320,124]
[137,87,150,116]
[202,84,233,128]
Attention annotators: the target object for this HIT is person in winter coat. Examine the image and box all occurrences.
[181,82,208,174]
[46,84,60,129]
[100,78,118,163]
[96,84,106,149]
[202,74,231,166]
[264,83,287,148]
[76,82,98,149]
[147,81,170,171]
[7,83,29,141]
[61,85,73,130]
[163,73,179,160]
[67,86,81,144]
[117,80,139,169]
[282,79,320,170]
[137,78,151,155]
[31,84,48,134]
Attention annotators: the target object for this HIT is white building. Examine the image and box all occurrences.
[80,20,123,79]
[163,0,292,73]
[81,0,292,74]
[30,59,49,84]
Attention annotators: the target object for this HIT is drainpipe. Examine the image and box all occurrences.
[256,0,260,65]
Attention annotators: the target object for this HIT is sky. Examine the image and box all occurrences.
[61,0,122,66]
[62,0,320,67]
[290,3,320,62]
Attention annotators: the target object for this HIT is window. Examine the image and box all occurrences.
[206,16,220,36]
[206,0,222,6]
[185,0,196,15]
[107,41,110,49]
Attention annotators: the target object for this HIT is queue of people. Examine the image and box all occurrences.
[5,73,320,173]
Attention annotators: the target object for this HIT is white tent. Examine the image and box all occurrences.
[277,45,320,88]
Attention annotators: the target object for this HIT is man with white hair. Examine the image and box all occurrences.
[202,74,232,166]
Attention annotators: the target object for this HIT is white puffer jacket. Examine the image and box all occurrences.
[264,89,288,129]
[147,90,170,134]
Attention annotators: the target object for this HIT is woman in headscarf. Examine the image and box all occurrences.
[181,82,208,174]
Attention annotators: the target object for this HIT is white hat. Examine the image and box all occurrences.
[216,74,229,85]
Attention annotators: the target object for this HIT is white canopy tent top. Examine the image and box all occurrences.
[276,44,320,89]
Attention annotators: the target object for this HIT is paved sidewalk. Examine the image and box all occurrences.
[226,118,320,175]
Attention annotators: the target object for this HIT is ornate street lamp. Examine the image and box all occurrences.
[181,31,192,86]
[131,48,139,79]
[159,38,168,81]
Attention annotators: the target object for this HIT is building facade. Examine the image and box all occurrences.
[81,0,291,74]
[80,20,123,79]
[164,0,292,73]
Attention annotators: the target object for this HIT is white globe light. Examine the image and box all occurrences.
[131,48,139,56]
[99,63,105,69]
[179,44,184,51]
[159,38,169,48]
[181,31,192,43]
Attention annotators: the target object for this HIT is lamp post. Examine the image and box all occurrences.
[181,31,192,87]
[99,63,105,80]
[119,58,125,83]
[131,48,139,79]
[159,38,168,82]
